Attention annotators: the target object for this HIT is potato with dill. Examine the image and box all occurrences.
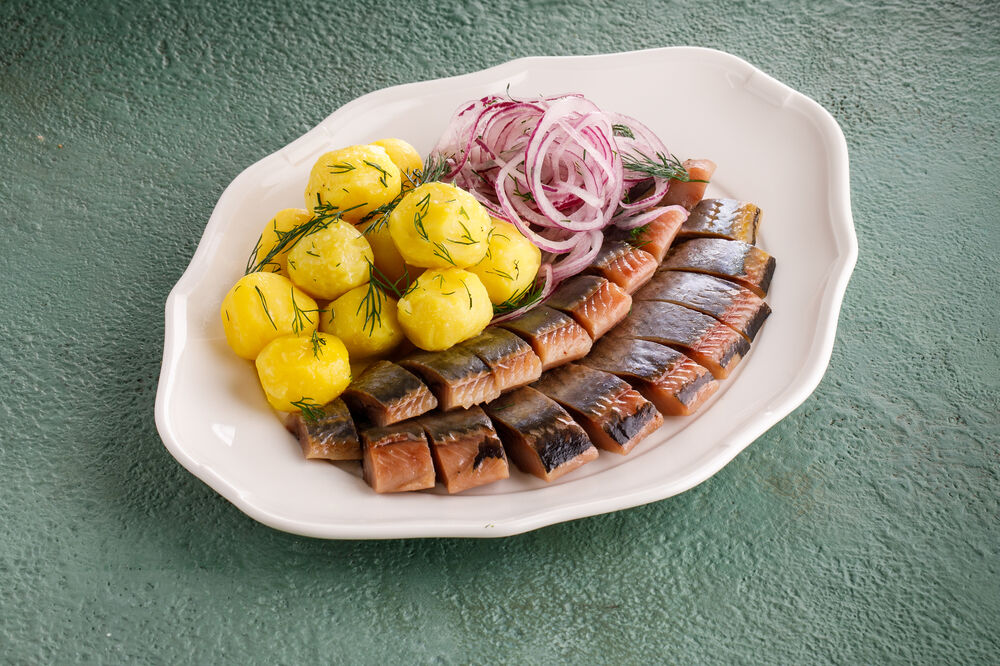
[372,138,423,190]
[249,208,312,275]
[254,332,351,413]
[220,272,320,360]
[358,218,414,289]
[396,268,492,351]
[286,221,374,301]
[304,145,401,224]
[319,282,405,359]
[469,218,542,305]
[388,182,491,269]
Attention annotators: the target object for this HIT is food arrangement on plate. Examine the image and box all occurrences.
[219,91,776,495]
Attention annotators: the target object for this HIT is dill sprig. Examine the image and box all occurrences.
[492,279,544,318]
[244,199,365,275]
[309,330,326,358]
[358,262,389,335]
[358,153,450,231]
[254,286,276,329]
[612,124,635,139]
[432,241,456,266]
[620,152,707,183]
[364,159,391,187]
[292,397,325,422]
[291,288,323,334]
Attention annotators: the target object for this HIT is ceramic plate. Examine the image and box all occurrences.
[155,47,856,539]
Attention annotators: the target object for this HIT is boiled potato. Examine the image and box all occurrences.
[319,283,405,359]
[254,333,351,412]
[249,208,312,275]
[304,144,401,223]
[396,268,492,351]
[469,218,542,305]
[358,219,414,288]
[220,272,319,360]
[372,138,423,190]
[388,182,491,269]
[286,221,374,300]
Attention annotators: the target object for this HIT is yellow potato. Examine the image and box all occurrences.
[220,272,320,360]
[286,221,374,300]
[388,182,491,269]
[357,219,415,289]
[304,145,401,223]
[319,283,405,359]
[254,333,351,413]
[396,268,493,351]
[250,208,312,275]
[469,218,542,305]
[372,138,423,190]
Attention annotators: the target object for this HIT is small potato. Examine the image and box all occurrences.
[372,138,423,190]
[396,268,493,351]
[287,221,374,300]
[320,283,405,359]
[388,182,491,269]
[255,333,351,412]
[357,219,415,289]
[220,272,320,360]
[469,218,542,305]
[249,208,312,275]
[304,145,401,223]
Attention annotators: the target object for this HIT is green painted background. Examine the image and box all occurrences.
[2,0,997,662]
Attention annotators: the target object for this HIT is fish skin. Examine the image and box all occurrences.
[400,347,501,410]
[342,360,439,426]
[660,159,716,210]
[498,305,593,370]
[678,198,762,245]
[544,275,632,340]
[458,327,542,392]
[635,270,771,342]
[609,300,751,379]
[288,398,361,460]
[360,420,436,493]
[531,363,663,455]
[585,240,658,294]
[419,406,509,494]
[661,238,776,297]
[581,337,719,416]
[484,387,598,482]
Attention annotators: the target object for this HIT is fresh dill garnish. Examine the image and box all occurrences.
[626,224,652,249]
[357,271,386,335]
[354,153,448,233]
[432,241,456,266]
[244,200,365,274]
[460,278,473,309]
[511,179,534,203]
[365,259,405,298]
[432,273,445,288]
[309,330,326,358]
[292,397,325,422]
[458,206,469,219]
[363,159,391,187]
[329,162,356,174]
[254,285,276,329]
[448,220,478,246]
[492,280,544,318]
[413,193,431,241]
[305,250,319,257]
[612,124,635,139]
[291,288,322,334]
[620,152,707,182]
[485,267,515,281]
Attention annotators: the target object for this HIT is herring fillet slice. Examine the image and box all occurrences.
[584,240,658,294]
[531,363,663,455]
[458,327,542,393]
[400,347,501,411]
[661,238,776,297]
[341,360,439,426]
[419,406,509,494]
[544,275,632,340]
[498,305,593,371]
[287,398,361,460]
[660,158,717,210]
[677,198,762,245]
[360,420,436,493]
[484,387,598,482]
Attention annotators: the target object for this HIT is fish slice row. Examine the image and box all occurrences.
[287,178,778,494]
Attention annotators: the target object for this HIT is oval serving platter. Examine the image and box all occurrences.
[155,46,857,539]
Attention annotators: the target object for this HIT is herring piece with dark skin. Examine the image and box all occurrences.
[419,406,509,494]
[497,305,593,371]
[360,420,436,493]
[635,270,771,342]
[660,158,716,210]
[608,205,687,263]
[677,198,762,245]
[399,346,501,410]
[531,364,663,455]
[584,240,658,294]
[287,398,361,460]
[484,386,598,482]
[341,360,439,427]
[543,275,632,340]
[608,300,751,379]
[581,337,719,416]
[458,327,542,393]
[661,238,776,297]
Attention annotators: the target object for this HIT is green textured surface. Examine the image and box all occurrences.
[1,0,998,662]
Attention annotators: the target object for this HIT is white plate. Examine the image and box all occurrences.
[155,47,856,539]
